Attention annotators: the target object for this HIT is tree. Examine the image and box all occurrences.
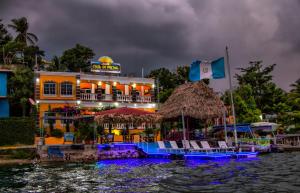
[0,19,12,64]
[3,41,26,65]
[235,61,288,115]
[175,66,190,85]
[23,45,45,69]
[46,55,66,71]
[8,17,38,45]
[283,79,300,132]
[8,66,34,116]
[147,68,177,103]
[223,85,261,123]
[60,44,95,72]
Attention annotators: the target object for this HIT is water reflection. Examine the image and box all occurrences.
[0,153,299,192]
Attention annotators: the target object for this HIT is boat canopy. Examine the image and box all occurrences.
[213,124,252,133]
[251,122,278,131]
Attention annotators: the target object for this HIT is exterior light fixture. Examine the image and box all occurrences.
[113,82,117,86]
[36,100,40,104]
[99,102,102,106]
[98,81,102,86]
[152,84,155,88]
[134,103,137,107]
[36,78,40,83]
[77,100,81,105]
[132,83,136,88]
[114,102,119,107]
[76,79,80,85]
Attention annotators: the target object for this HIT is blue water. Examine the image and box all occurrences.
[0,152,300,192]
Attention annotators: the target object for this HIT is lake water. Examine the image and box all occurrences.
[0,152,300,193]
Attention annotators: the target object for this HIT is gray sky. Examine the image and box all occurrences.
[1,0,300,91]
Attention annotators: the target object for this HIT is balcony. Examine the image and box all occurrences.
[80,93,97,101]
[117,94,132,102]
[137,96,152,103]
[101,94,113,101]
[80,93,152,103]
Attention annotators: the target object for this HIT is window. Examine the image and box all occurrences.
[44,82,56,95]
[61,82,73,96]
[117,90,123,95]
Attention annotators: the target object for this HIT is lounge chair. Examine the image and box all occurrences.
[189,140,206,152]
[157,141,169,153]
[218,141,235,152]
[169,141,185,153]
[182,140,191,149]
[200,141,220,152]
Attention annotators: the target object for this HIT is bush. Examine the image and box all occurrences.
[50,129,64,138]
[0,117,35,146]
[9,149,36,159]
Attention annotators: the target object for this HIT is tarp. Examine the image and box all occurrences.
[213,124,251,133]
[251,122,278,131]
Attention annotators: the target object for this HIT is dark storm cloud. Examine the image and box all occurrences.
[1,0,300,91]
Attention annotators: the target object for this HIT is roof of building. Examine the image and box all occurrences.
[35,71,154,84]
[159,81,225,120]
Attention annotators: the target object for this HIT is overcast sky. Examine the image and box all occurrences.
[1,0,300,91]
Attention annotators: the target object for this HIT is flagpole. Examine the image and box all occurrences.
[225,46,238,146]
[223,107,228,143]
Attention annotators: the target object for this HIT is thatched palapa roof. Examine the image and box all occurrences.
[95,107,162,124]
[159,81,225,120]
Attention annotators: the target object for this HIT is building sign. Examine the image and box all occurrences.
[91,56,121,74]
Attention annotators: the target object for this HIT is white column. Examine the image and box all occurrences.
[125,85,129,95]
[141,86,144,96]
[91,83,96,94]
[105,84,111,94]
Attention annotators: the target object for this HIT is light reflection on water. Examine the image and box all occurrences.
[0,152,300,192]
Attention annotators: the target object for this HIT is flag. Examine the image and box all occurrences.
[189,57,225,81]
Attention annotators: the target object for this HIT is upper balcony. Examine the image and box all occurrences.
[80,93,152,103]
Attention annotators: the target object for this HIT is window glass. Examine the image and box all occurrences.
[61,82,73,96]
[44,82,56,95]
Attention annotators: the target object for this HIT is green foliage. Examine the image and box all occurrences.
[0,117,35,146]
[50,129,64,138]
[0,19,12,44]
[47,105,55,132]
[9,149,36,159]
[3,40,26,65]
[235,61,288,115]
[60,44,95,72]
[75,120,95,141]
[234,85,262,123]
[8,66,34,116]
[8,17,38,45]
[46,55,66,71]
[23,45,45,69]
[282,79,300,131]
[0,19,12,64]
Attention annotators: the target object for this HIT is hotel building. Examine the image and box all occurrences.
[34,57,157,141]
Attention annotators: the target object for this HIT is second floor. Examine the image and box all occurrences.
[35,71,157,103]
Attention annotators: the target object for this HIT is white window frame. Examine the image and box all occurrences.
[60,82,73,96]
[43,82,57,96]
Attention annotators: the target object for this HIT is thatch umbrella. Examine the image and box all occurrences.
[95,107,162,142]
[159,81,226,142]
[159,81,225,120]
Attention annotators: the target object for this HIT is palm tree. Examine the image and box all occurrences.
[8,17,38,45]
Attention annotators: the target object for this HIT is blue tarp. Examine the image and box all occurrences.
[213,124,252,133]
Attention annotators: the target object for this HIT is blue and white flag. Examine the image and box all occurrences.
[189,57,225,81]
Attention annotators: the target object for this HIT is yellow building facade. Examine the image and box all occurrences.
[34,70,158,143]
